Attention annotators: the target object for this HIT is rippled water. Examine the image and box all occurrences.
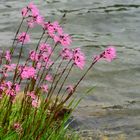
[0,0,140,139]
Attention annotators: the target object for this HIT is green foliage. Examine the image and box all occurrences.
[0,95,80,140]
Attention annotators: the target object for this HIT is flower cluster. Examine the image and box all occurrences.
[27,91,38,107]
[20,66,36,79]
[22,2,44,28]
[0,0,116,108]
[93,46,116,62]
[0,81,20,100]
[17,32,30,44]
[0,2,116,139]
[43,21,72,47]
[0,1,116,106]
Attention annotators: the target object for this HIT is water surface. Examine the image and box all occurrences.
[0,0,140,139]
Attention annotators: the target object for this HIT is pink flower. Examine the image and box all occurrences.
[41,53,49,62]
[6,81,12,89]
[43,21,63,35]
[73,48,86,70]
[14,84,20,93]
[93,46,116,62]
[4,82,20,96]
[28,2,39,15]
[41,84,48,92]
[36,62,42,69]
[0,83,5,91]
[29,50,39,62]
[32,99,38,108]
[13,123,22,131]
[53,21,63,33]
[14,123,21,129]
[41,54,53,68]
[21,2,44,28]
[17,32,30,44]
[21,66,36,79]
[43,22,53,32]
[45,74,53,82]
[102,47,116,62]
[39,43,52,55]
[35,15,44,25]
[53,33,72,47]
[21,7,28,17]
[54,35,60,43]
[4,64,16,72]
[27,20,34,28]
[27,14,44,28]
[17,65,24,73]
[27,91,36,100]
[24,2,44,28]
[22,2,39,16]
[5,50,11,62]
[43,21,64,40]
[59,34,72,47]
[66,85,74,93]
[60,48,73,60]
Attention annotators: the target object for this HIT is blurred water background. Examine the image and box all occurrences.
[0,0,140,139]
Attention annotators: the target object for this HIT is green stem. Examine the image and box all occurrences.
[13,26,30,83]
[34,43,58,91]
[55,63,74,102]
[45,58,63,98]
[10,17,25,56]
[61,59,98,105]
[47,60,71,100]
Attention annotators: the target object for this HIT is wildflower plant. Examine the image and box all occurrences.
[0,2,116,140]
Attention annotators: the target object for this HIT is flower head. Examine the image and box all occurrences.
[29,50,39,62]
[73,48,86,69]
[4,82,20,97]
[43,21,63,37]
[36,62,42,69]
[21,7,28,17]
[28,2,39,15]
[39,43,52,55]
[13,123,22,132]
[17,32,30,44]
[14,123,21,129]
[5,50,11,62]
[66,85,74,93]
[60,48,73,60]
[53,21,63,34]
[102,47,116,62]
[27,14,44,28]
[93,46,116,62]
[32,99,38,108]
[41,84,49,92]
[21,2,39,18]
[45,74,53,82]
[6,80,12,87]
[4,64,16,72]
[14,84,20,93]
[27,91,36,100]
[20,66,36,79]
[21,2,44,28]
[59,34,72,47]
